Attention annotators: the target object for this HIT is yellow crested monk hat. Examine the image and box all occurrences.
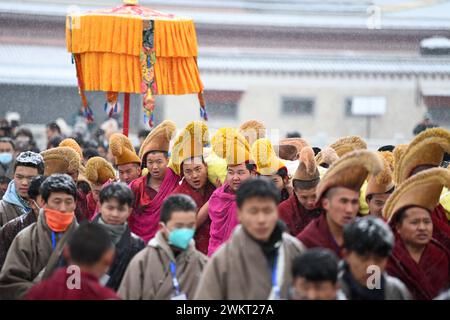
[109,133,141,166]
[315,136,367,167]
[315,150,383,202]
[238,120,266,147]
[292,146,321,189]
[139,120,177,160]
[85,156,116,185]
[366,151,395,197]
[383,167,450,223]
[170,121,210,176]
[251,138,286,176]
[211,127,251,166]
[59,138,86,178]
[41,146,81,177]
[394,128,450,185]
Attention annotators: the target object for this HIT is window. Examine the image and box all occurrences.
[281,97,315,116]
[345,96,386,117]
[203,90,243,119]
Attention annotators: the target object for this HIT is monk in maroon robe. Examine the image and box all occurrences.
[383,167,450,300]
[171,157,216,254]
[278,193,324,236]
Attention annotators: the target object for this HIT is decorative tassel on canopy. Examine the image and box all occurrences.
[66,0,207,134]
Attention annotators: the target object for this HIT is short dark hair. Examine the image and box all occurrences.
[292,248,339,284]
[14,151,45,175]
[48,135,63,148]
[312,147,321,156]
[76,180,91,194]
[99,182,134,207]
[377,145,395,152]
[343,216,394,258]
[393,205,431,226]
[40,174,77,203]
[142,151,169,169]
[160,194,197,224]
[138,129,150,139]
[83,147,100,161]
[366,186,394,202]
[67,222,113,266]
[0,137,15,150]
[236,177,280,208]
[293,178,320,190]
[27,175,46,200]
[276,167,288,179]
[46,121,61,134]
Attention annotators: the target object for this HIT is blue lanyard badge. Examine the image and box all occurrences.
[169,261,187,300]
[271,252,281,299]
[51,231,57,250]
[169,261,181,295]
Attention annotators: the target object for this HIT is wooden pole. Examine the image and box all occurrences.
[123,93,130,136]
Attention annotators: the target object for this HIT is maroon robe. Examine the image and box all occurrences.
[75,188,89,222]
[278,194,323,236]
[296,213,343,258]
[25,267,120,300]
[171,179,216,255]
[386,236,450,300]
[86,192,97,221]
[431,204,450,251]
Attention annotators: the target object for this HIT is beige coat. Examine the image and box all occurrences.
[194,225,305,300]
[0,210,77,299]
[118,230,207,300]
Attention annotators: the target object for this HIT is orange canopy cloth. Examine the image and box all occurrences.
[66,4,203,94]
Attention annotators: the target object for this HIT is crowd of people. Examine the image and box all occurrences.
[0,116,449,300]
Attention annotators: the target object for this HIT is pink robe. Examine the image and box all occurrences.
[207,183,239,257]
[128,168,180,243]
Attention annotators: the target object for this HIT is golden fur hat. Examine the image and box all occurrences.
[211,127,250,166]
[294,146,320,182]
[366,151,395,197]
[316,150,383,201]
[170,121,210,175]
[109,133,141,166]
[394,128,450,185]
[383,167,450,223]
[315,146,339,167]
[251,138,286,176]
[59,138,83,160]
[238,120,266,147]
[85,156,116,185]
[139,120,177,159]
[41,146,81,176]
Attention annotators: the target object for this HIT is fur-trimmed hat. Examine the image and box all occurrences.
[251,138,286,176]
[293,146,320,189]
[59,138,83,160]
[238,120,266,147]
[41,146,80,176]
[383,167,450,223]
[211,127,250,166]
[315,146,339,168]
[366,151,395,197]
[109,133,141,166]
[170,121,209,175]
[316,150,383,202]
[394,128,450,185]
[85,156,116,185]
[139,120,177,160]
[275,138,310,161]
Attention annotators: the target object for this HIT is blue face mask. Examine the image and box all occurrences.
[0,152,12,165]
[168,228,195,250]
